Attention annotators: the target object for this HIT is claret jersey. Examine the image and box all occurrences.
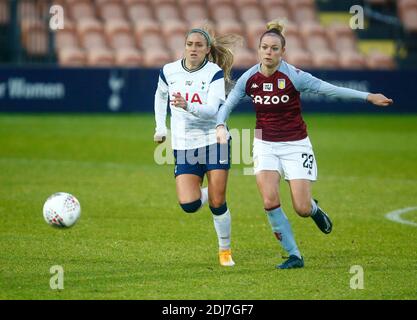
[217,60,369,142]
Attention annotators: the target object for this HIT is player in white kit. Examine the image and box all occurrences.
[154,28,240,267]
[216,20,393,269]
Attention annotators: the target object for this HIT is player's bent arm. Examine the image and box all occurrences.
[154,75,169,142]
[186,78,225,119]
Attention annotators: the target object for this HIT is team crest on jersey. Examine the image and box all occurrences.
[278,79,286,90]
[263,83,273,92]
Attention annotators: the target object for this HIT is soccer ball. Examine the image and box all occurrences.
[43,192,81,228]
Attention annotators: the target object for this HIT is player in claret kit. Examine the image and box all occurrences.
[154,27,241,267]
[216,20,393,269]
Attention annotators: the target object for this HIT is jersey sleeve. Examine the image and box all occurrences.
[154,68,169,135]
[291,67,369,101]
[186,70,225,119]
[216,67,254,126]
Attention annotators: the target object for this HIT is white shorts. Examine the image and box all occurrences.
[253,137,318,181]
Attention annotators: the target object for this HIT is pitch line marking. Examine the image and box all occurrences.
[385,207,417,227]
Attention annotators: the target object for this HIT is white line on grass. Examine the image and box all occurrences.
[385,207,417,227]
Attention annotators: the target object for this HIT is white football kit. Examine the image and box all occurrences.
[154,59,225,150]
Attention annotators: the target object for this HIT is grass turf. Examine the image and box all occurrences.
[0,114,416,299]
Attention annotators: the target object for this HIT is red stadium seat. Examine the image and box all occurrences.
[77,18,108,50]
[182,3,210,24]
[162,20,188,38]
[127,3,154,22]
[68,0,96,21]
[142,48,171,67]
[210,4,238,23]
[238,5,265,22]
[21,19,49,56]
[105,20,136,49]
[263,5,291,23]
[154,3,181,22]
[87,47,115,66]
[98,2,126,21]
[233,47,258,68]
[338,51,367,69]
[0,0,9,25]
[311,49,339,69]
[216,20,246,38]
[284,49,313,69]
[366,51,396,69]
[245,20,268,50]
[115,47,143,66]
[58,47,86,66]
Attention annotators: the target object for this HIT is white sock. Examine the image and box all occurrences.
[200,187,208,207]
[212,209,231,250]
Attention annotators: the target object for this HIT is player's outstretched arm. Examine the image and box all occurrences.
[366,93,393,107]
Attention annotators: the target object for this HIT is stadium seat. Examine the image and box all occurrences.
[312,49,339,69]
[210,4,238,23]
[400,8,417,32]
[284,49,312,68]
[87,48,115,66]
[285,34,304,52]
[68,0,96,21]
[327,23,358,53]
[18,0,39,19]
[55,22,80,50]
[114,47,143,66]
[245,20,268,50]
[181,3,210,24]
[21,19,48,56]
[162,20,187,38]
[140,33,166,50]
[105,20,136,50]
[77,18,108,50]
[291,5,317,24]
[366,51,396,69]
[216,20,246,38]
[263,5,291,22]
[238,4,265,22]
[154,3,181,22]
[127,2,154,22]
[0,0,9,25]
[98,1,126,21]
[58,47,86,66]
[142,48,171,67]
[338,51,367,69]
[233,47,257,68]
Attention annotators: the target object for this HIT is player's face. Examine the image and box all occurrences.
[185,33,211,67]
[258,34,285,68]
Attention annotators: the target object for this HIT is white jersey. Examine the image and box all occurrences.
[154,59,225,150]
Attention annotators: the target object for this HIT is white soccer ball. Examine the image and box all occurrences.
[43,192,81,228]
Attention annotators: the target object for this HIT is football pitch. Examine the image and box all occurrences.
[1,113,416,300]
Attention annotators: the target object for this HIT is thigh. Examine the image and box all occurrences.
[175,174,203,204]
[255,170,281,209]
[206,169,228,207]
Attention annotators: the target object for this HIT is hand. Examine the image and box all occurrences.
[367,93,393,107]
[171,92,187,110]
[216,125,228,144]
[154,133,166,144]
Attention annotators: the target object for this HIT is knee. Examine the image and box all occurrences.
[293,202,312,217]
[208,195,226,208]
[263,196,280,211]
[210,202,228,216]
[179,199,202,213]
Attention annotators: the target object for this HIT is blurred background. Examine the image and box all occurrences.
[0,0,416,112]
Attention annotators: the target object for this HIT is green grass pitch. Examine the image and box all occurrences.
[1,113,416,299]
